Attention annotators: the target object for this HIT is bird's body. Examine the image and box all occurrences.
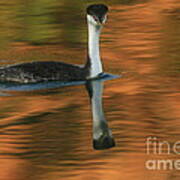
[0,4,108,84]
[0,61,89,83]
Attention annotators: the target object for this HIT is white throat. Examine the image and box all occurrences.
[87,15,103,78]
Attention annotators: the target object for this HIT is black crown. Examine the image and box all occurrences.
[87,4,108,16]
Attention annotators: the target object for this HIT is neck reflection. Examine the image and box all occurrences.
[86,79,115,150]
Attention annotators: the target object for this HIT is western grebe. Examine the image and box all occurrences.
[0,4,108,83]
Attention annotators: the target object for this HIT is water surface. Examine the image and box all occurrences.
[0,0,180,180]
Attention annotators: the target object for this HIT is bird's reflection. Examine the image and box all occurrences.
[86,79,115,150]
[0,74,117,151]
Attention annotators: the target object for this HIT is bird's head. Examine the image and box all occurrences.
[87,4,108,27]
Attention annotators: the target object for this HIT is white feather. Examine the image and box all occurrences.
[87,15,103,78]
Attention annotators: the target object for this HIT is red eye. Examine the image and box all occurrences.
[93,15,98,21]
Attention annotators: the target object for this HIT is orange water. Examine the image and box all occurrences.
[0,0,179,180]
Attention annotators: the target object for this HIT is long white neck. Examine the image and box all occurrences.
[87,16,103,78]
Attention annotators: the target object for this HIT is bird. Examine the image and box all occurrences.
[0,4,108,83]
